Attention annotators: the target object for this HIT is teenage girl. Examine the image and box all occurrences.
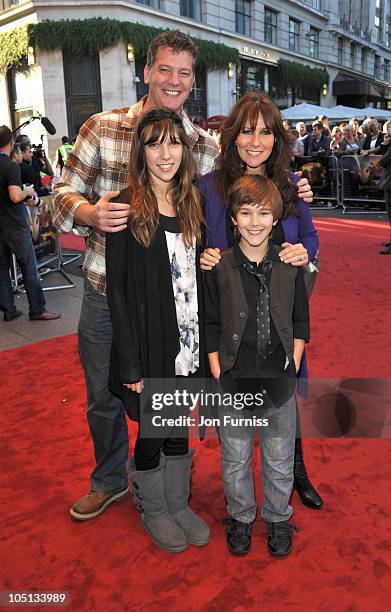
[106,109,209,553]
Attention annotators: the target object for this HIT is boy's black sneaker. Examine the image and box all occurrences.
[223,517,253,555]
[266,521,298,557]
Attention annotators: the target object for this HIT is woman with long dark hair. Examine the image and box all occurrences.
[197,92,323,516]
[106,109,209,554]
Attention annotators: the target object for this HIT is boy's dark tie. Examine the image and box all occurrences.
[242,260,273,360]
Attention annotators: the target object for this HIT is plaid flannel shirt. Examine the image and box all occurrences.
[53,97,218,294]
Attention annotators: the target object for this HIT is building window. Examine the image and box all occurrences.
[180,0,202,21]
[289,19,300,52]
[374,54,381,79]
[308,27,319,58]
[264,8,277,45]
[136,0,160,7]
[385,59,390,81]
[307,0,321,9]
[375,0,383,42]
[338,38,344,65]
[361,48,366,72]
[236,0,251,36]
[350,43,355,69]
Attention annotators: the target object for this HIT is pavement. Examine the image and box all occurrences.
[0,252,84,352]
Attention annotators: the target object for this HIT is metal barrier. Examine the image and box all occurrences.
[11,195,81,293]
[339,155,385,214]
[292,154,386,214]
[293,155,340,209]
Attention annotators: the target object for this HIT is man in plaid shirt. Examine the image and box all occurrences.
[54,32,218,520]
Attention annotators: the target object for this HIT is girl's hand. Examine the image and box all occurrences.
[294,172,313,204]
[279,242,308,266]
[200,247,221,271]
[123,379,144,394]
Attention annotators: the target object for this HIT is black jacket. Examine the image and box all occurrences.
[362,132,384,151]
[105,189,206,418]
[204,245,309,377]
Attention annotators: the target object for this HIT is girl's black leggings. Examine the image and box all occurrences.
[134,435,188,471]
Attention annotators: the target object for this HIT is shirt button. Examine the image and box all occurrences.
[239,311,246,318]
[232,334,239,341]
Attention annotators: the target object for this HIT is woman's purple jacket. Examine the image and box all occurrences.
[196,170,319,258]
[196,170,319,392]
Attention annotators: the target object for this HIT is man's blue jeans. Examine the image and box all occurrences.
[0,226,46,318]
[78,278,129,492]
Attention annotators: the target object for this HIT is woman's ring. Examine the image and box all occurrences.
[300,255,305,261]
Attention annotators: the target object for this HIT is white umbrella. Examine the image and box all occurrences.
[360,107,391,120]
[326,105,367,120]
[281,102,325,121]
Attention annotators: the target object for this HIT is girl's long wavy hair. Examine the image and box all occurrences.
[217,92,297,217]
[127,109,203,248]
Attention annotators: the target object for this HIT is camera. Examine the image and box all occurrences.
[31,143,44,159]
[22,184,42,207]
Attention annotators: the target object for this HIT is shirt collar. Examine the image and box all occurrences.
[232,241,280,268]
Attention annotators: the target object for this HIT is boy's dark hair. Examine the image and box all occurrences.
[61,136,69,144]
[0,125,13,148]
[228,175,283,221]
[19,143,31,153]
[146,31,198,70]
[11,144,21,156]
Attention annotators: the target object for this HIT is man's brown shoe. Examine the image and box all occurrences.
[30,311,61,321]
[70,487,129,521]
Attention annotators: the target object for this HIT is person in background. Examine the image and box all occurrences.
[361,120,384,156]
[54,136,73,177]
[349,118,360,138]
[20,143,51,196]
[290,129,304,167]
[318,114,331,138]
[282,120,291,132]
[0,125,60,322]
[308,121,330,157]
[10,144,23,165]
[296,122,310,156]
[379,127,391,254]
[330,126,343,154]
[335,124,361,157]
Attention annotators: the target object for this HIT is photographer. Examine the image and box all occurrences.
[0,125,60,321]
[20,143,51,197]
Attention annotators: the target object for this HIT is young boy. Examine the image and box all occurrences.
[204,175,310,557]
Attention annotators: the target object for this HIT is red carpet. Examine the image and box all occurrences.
[1,217,391,611]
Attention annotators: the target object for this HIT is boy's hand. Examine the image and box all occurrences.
[279,242,308,266]
[208,352,221,381]
[123,379,144,394]
[200,247,221,271]
[294,172,313,204]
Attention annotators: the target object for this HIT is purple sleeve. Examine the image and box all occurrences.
[296,199,319,261]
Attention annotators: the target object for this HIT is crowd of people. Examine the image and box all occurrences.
[285,115,391,254]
